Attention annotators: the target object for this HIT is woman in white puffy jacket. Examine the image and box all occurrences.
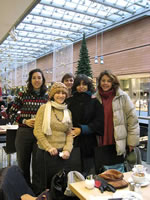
[95,70,140,172]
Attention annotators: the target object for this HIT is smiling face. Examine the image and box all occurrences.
[31,72,43,90]
[100,75,113,92]
[63,78,74,89]
[76,80,88,93]
[53,91,66,104]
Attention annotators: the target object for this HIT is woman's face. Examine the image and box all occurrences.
[63,78,74,89]
[100,75,113,92]
[31,72,43,90]
[76,80,88,93]
[54,91,66,104]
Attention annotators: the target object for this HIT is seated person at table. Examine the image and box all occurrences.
[0,165,50,200]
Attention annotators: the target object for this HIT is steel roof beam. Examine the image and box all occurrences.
[40,2,115,22]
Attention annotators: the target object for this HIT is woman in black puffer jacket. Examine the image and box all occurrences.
[66,74,104,176]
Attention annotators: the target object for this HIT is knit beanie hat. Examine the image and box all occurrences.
[49,82,68,99]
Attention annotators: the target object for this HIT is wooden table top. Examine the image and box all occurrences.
[69,172,150,200]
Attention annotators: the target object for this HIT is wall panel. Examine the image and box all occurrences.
[37,16,150,82]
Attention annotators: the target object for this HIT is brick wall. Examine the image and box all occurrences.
[37,16,150,82]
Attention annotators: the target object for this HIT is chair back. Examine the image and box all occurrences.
[0,119,8,125]
[0,135,6,144]
[4,129,16,154]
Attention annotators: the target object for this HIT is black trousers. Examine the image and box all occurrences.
[36,147,82,194]
[15,127,38,193]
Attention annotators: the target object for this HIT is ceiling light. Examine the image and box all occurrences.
[146,2,149,8]
[94,56,98,64]
[95,30,98,64]
[100,56,104,64]
[100,31,104,64]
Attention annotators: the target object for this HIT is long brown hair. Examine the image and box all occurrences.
[26,68,47,95]
[97,70,120,91]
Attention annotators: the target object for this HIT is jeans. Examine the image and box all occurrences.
[1,166,35,200]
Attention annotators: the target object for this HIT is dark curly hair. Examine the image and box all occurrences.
[97,70,120,91]
[26,68,47,96]
[71,74,95,94]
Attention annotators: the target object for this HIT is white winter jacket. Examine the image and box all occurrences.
[95,88,140,155]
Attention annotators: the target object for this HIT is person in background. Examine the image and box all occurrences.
[0,96,7,119]
[6,95,14,116]
[9,68,48,194]
[95,70,139,172]
[61,73,74,97]
[34,82,74,193]
[0,105,7,119]
[67,74,104,176]
[0,96,6,108]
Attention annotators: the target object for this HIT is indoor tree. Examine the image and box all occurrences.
[76,33,93,78]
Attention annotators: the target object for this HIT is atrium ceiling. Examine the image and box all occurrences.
[0,0,150,73]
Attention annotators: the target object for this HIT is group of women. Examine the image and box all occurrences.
[0,69,139,200]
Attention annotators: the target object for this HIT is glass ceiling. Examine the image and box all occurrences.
[0,0,150,73]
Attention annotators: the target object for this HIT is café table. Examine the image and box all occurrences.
[69,172,150,200]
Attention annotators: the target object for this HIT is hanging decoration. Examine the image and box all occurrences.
[53,39,73,82]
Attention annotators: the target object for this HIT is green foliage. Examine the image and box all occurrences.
[76,33,93,78]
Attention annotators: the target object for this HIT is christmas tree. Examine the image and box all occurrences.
[76,33,93,78]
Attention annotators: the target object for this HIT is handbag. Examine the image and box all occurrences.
[64,171,85,196]
[51,169,67,200]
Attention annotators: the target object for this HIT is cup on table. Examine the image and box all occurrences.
[133,164,146,173]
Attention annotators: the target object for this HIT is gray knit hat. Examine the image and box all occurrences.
[49,82,68,99]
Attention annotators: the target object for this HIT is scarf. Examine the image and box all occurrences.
[42,101,71,135]
[99,88,115,145]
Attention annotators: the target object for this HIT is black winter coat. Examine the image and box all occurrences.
[66,92,104,158]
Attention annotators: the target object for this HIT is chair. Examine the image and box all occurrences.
[3,129,17,166]
[0,119,8,125]
[0,133,7,167]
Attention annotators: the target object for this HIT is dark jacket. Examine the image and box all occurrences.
[66,92,104,158]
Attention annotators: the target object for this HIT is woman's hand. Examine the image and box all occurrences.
[62,151,70,160]
[25,119,35,128]
[128,145,134,152]
[48,147,58,156]
[21,194,36,200]
[69,127,81,138]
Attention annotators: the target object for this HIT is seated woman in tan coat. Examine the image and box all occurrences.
[34,82,75,194]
